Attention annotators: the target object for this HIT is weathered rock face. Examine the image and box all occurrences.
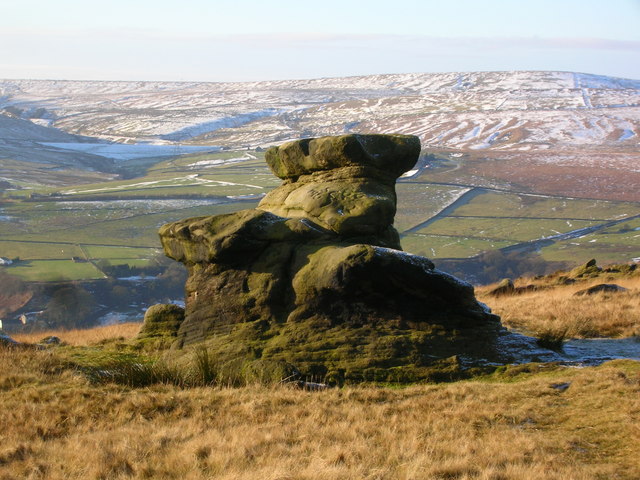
[259,134,421,246]
[157,134,518,383]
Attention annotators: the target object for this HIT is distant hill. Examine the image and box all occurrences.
[1,71,639,200]
[2,71,638,149]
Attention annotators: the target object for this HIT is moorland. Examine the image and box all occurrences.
[3,264,640,479]
[0,71,639,478]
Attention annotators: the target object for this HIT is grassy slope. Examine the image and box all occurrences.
[2,328,639,479]
[477,265,640,339]
[4,264,639,478]
[399,186,640,262]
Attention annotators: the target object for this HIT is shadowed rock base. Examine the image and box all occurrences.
[151,135,541,383]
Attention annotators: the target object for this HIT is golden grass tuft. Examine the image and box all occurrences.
[1,344,639,479]
[2,266,639,478]
[478,276,640,339]
[11,322,142,346]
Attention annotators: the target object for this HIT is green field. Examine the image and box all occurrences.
[0,196,259,281]
[399,189,640,260]
[0,200,254,247]
[540,217,640,264]
[82,245,160,261]
[400,234,513,258]
[452,191,637,220]
[394,183,470,232]
[5,259,105,282]
[3,149,640,281]
[415,217,598,242]
[52,151,279,199]
[0,240,84,260]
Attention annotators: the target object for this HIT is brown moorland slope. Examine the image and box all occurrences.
[1,342,639,480]
[3,264,639,479]
[478,261,640,339]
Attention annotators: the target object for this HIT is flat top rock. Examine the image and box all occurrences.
[574,283,628,296]
[265,134,421,179]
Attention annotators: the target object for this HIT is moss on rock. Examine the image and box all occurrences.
[265,134,420,179]
[153,134,541,384]
[570,258,602,278]
[137,303,185,350]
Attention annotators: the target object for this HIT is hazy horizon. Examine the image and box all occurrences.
[2,0,639,83]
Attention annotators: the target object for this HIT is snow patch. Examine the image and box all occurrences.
[161,109,284,141]
[226,193,265,200]
[188,154,254,168]
[401,169,419,178]
[40,142,220,162]
[461,126,481,141]
[97,311,143,326]
[63,175,264,195]
[618,129,635,141]
[574,73,640,90]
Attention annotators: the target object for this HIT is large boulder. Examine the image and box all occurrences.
[154,134,547,383]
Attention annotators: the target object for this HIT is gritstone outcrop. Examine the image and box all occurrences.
[153,134,543,383]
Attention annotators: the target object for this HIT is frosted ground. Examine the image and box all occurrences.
[40,142,220,161]
[2,71,638,150]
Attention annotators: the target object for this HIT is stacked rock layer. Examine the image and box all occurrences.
[157,134,521,383]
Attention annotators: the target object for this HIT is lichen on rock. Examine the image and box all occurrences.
[151,134,532,384]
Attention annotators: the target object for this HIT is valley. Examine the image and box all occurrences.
[1,71,639,330]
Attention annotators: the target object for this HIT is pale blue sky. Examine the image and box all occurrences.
[1,0,639,81]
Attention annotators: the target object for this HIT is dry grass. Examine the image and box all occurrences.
[1,345,639,480]
[478,276,640,339]
[2,270,639,478]
[12,322,142,346]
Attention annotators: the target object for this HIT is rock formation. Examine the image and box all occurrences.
[154,134,543,383]
[574,283,628,296]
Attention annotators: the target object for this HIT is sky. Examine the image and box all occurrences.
[1,0,639,82]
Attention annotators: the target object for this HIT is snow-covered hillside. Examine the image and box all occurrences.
[1,71,638,151]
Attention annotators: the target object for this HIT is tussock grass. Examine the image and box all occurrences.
[13,324,289,389]
[478,276,640,339]
[535,328,569,351]
[1,344,639,479]
[3,269,639,478]
[12,322,142,346]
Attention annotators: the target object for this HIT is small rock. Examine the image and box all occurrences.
[574,283,628,296]
[514,284,539,294]
[549,382,571,392]
[0,335,40,350]
[570,259,601,278]
[487,278,515,296]
[0,334,21,347]
[139,304,185,339]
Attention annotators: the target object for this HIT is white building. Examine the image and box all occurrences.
[0,257,13,266]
